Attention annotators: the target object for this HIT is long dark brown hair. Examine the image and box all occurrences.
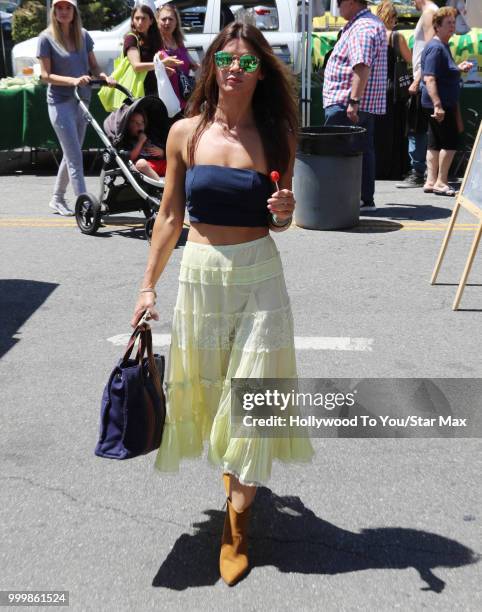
[185,22,298,174]
[130,5,162,52]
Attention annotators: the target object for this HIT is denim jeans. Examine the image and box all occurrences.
[324,104,375,205]
[48,97,89,199]
[408,130,427,176]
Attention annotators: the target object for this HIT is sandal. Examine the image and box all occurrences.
[423,185,434,193]
[433,187,456,197]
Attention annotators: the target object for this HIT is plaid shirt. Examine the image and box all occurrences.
[323,9,387,114]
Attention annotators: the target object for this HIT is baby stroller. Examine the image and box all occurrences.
[74,81,170,238]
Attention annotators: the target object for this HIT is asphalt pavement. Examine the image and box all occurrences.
[0,166,481,612]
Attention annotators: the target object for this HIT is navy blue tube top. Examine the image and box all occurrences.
[185,164,272,227]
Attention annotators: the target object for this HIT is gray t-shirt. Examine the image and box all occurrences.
[37,29,94,104]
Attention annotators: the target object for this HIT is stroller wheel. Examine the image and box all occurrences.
[145,215,156,243]
[75,193,101,235]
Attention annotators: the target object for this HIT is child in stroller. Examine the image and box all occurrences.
[73,81,171,237]
[126,110,167,181]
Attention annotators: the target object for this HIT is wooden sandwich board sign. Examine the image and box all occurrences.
[431,120,482,310]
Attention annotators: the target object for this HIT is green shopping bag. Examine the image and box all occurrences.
[98,33,147,111]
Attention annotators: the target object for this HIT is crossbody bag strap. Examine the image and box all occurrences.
[124,31,141,58]
[393,30,401,61]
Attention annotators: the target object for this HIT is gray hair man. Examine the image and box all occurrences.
[323,0,387,210]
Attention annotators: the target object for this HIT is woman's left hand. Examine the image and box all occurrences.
[458,61,473,73]
[267,189,295,221]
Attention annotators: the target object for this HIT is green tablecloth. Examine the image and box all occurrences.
[0,81,481,151]
[0,83,109,151]
[0,84,30,150]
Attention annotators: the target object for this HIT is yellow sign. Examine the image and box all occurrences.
[312,27,482,79]
[313,5,420,31]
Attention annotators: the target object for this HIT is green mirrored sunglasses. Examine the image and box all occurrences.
[214,51,260,73]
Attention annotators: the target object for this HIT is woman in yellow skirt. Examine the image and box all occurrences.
[131,21,314,585]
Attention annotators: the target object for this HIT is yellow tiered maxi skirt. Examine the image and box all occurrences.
[154,234,314,486]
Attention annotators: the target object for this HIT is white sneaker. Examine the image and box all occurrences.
[49,198,74,216]
[360,201,377,211]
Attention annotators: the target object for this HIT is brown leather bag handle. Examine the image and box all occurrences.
[137,326,163,396]
[123,327,144,363]
[122,309,151,362]
[122,317,162,395]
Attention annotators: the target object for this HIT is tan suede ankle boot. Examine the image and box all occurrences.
[219,473,251,585]
[220,497,251,585]
[223,473,231,497]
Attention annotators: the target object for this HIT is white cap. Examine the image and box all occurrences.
[155,0,171,8]
[52,0,78,7]
[134,0,157,14]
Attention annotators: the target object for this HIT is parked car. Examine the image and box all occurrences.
[0,1,18,33]
[230,4,279,31]
[11,0,304,77]
[1,11,12,33]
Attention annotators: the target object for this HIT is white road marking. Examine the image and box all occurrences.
[294,336,373,351]
[107,334,373,351]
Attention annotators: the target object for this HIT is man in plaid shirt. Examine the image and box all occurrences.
[323,0,387,210]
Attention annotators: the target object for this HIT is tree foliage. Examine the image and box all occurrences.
[12,1,46,43]
[12,0,131,43]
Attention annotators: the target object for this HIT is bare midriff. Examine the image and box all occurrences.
[187,222,269,246]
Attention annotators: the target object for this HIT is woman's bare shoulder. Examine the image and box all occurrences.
[168,115,202,138]
[166,116,203,164]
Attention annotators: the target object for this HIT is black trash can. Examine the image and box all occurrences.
[293,125,366,230]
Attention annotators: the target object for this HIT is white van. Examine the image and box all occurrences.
[12,0,312,77]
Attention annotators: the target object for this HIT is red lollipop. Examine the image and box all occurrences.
[270,170,280,191]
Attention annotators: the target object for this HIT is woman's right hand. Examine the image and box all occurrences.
[72,75,91,87]
[158,52,184,69]
[131,292,159,329]
[431,105,445,123]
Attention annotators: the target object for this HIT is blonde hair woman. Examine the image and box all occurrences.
[37,0,114,215]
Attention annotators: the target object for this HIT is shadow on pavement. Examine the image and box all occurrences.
[368,203,453,222]
[84,219,189,248]
[346,219,402,233]
[296,220,403,234]
[0,279,58,359]
[152,488,479,592]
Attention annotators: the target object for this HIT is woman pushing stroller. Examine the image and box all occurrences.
[37,0,116,216]
[131,22,314,586]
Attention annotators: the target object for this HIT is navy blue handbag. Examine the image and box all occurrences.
[95,324,166,459]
